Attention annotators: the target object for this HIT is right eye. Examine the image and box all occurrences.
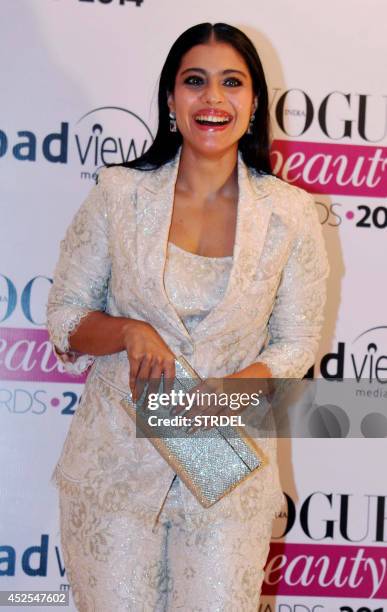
[184,75,204,87]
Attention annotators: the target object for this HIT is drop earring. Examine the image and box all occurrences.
[169,111,177,133]
[247,112,255,135]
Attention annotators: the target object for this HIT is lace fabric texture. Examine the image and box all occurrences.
[47,148,329,538]
[164,241,233,334]
[47,151,330,609]
[59,473,275,611]
[46,149,329,382]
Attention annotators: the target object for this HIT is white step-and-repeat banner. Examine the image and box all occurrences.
[1,1,386,610]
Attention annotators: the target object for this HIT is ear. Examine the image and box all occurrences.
[167,91,175,113]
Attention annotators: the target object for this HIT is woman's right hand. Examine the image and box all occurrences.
[121,319,176,401]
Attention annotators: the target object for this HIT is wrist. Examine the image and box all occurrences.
[230,361,272,379]
[119,317,146,351]
[228,361,273,395]
[119,318,134,351]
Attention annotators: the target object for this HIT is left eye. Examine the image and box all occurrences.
[224,78,242,87]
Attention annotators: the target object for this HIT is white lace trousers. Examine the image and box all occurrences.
[59,475,274,611]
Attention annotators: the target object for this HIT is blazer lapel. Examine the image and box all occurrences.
[191,154,273,337]
[134,148,192,340]
[134,148,273,341]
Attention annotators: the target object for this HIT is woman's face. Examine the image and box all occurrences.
[168,40,257,157]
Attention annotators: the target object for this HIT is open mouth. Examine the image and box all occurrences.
[194,114,233,127]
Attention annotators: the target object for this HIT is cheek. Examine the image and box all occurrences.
[230,92,254,123]
[173,87,197,114]
[237,108,252,127]
[174,95,201,135]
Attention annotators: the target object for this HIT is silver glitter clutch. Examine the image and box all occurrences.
[120,355,267,508]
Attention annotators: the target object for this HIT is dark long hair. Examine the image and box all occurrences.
[111,23,272,174]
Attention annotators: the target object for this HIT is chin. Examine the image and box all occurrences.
[187,137,239,158]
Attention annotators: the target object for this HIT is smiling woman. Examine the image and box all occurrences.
[47,22,329,611]
[169,42,257,153]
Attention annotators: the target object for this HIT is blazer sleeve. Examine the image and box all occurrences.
[257,189,329,378]
[46,168,111,375]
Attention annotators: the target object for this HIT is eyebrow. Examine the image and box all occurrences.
[180,67,248,78]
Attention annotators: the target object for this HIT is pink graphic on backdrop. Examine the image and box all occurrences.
[263,542,387,599]
[0,327,87,383]
[271,140,387,197]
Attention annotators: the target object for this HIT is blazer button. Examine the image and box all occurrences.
[179,341,194,356]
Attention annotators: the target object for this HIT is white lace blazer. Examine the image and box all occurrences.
[46,148,329,528]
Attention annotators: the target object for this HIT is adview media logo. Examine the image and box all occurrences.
[0,535,65,578]
[0,106,153,178]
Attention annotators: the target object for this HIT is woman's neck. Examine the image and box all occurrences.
[175,145,239,202]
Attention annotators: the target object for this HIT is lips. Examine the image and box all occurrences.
[193,108,233,127]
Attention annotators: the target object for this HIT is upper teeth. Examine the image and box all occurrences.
[195,115,231,123]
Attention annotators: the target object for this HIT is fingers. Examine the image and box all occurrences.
[170,382,200,416]
[163,357,176,397]
[125,322,177,402]
[134,354,153,402]
[129,351,176,404]
[144,359,164,410]
[128,353,143,401]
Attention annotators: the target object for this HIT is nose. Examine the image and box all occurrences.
[201,80,224,105]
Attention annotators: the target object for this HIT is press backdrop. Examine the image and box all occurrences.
[1,1,387,610]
